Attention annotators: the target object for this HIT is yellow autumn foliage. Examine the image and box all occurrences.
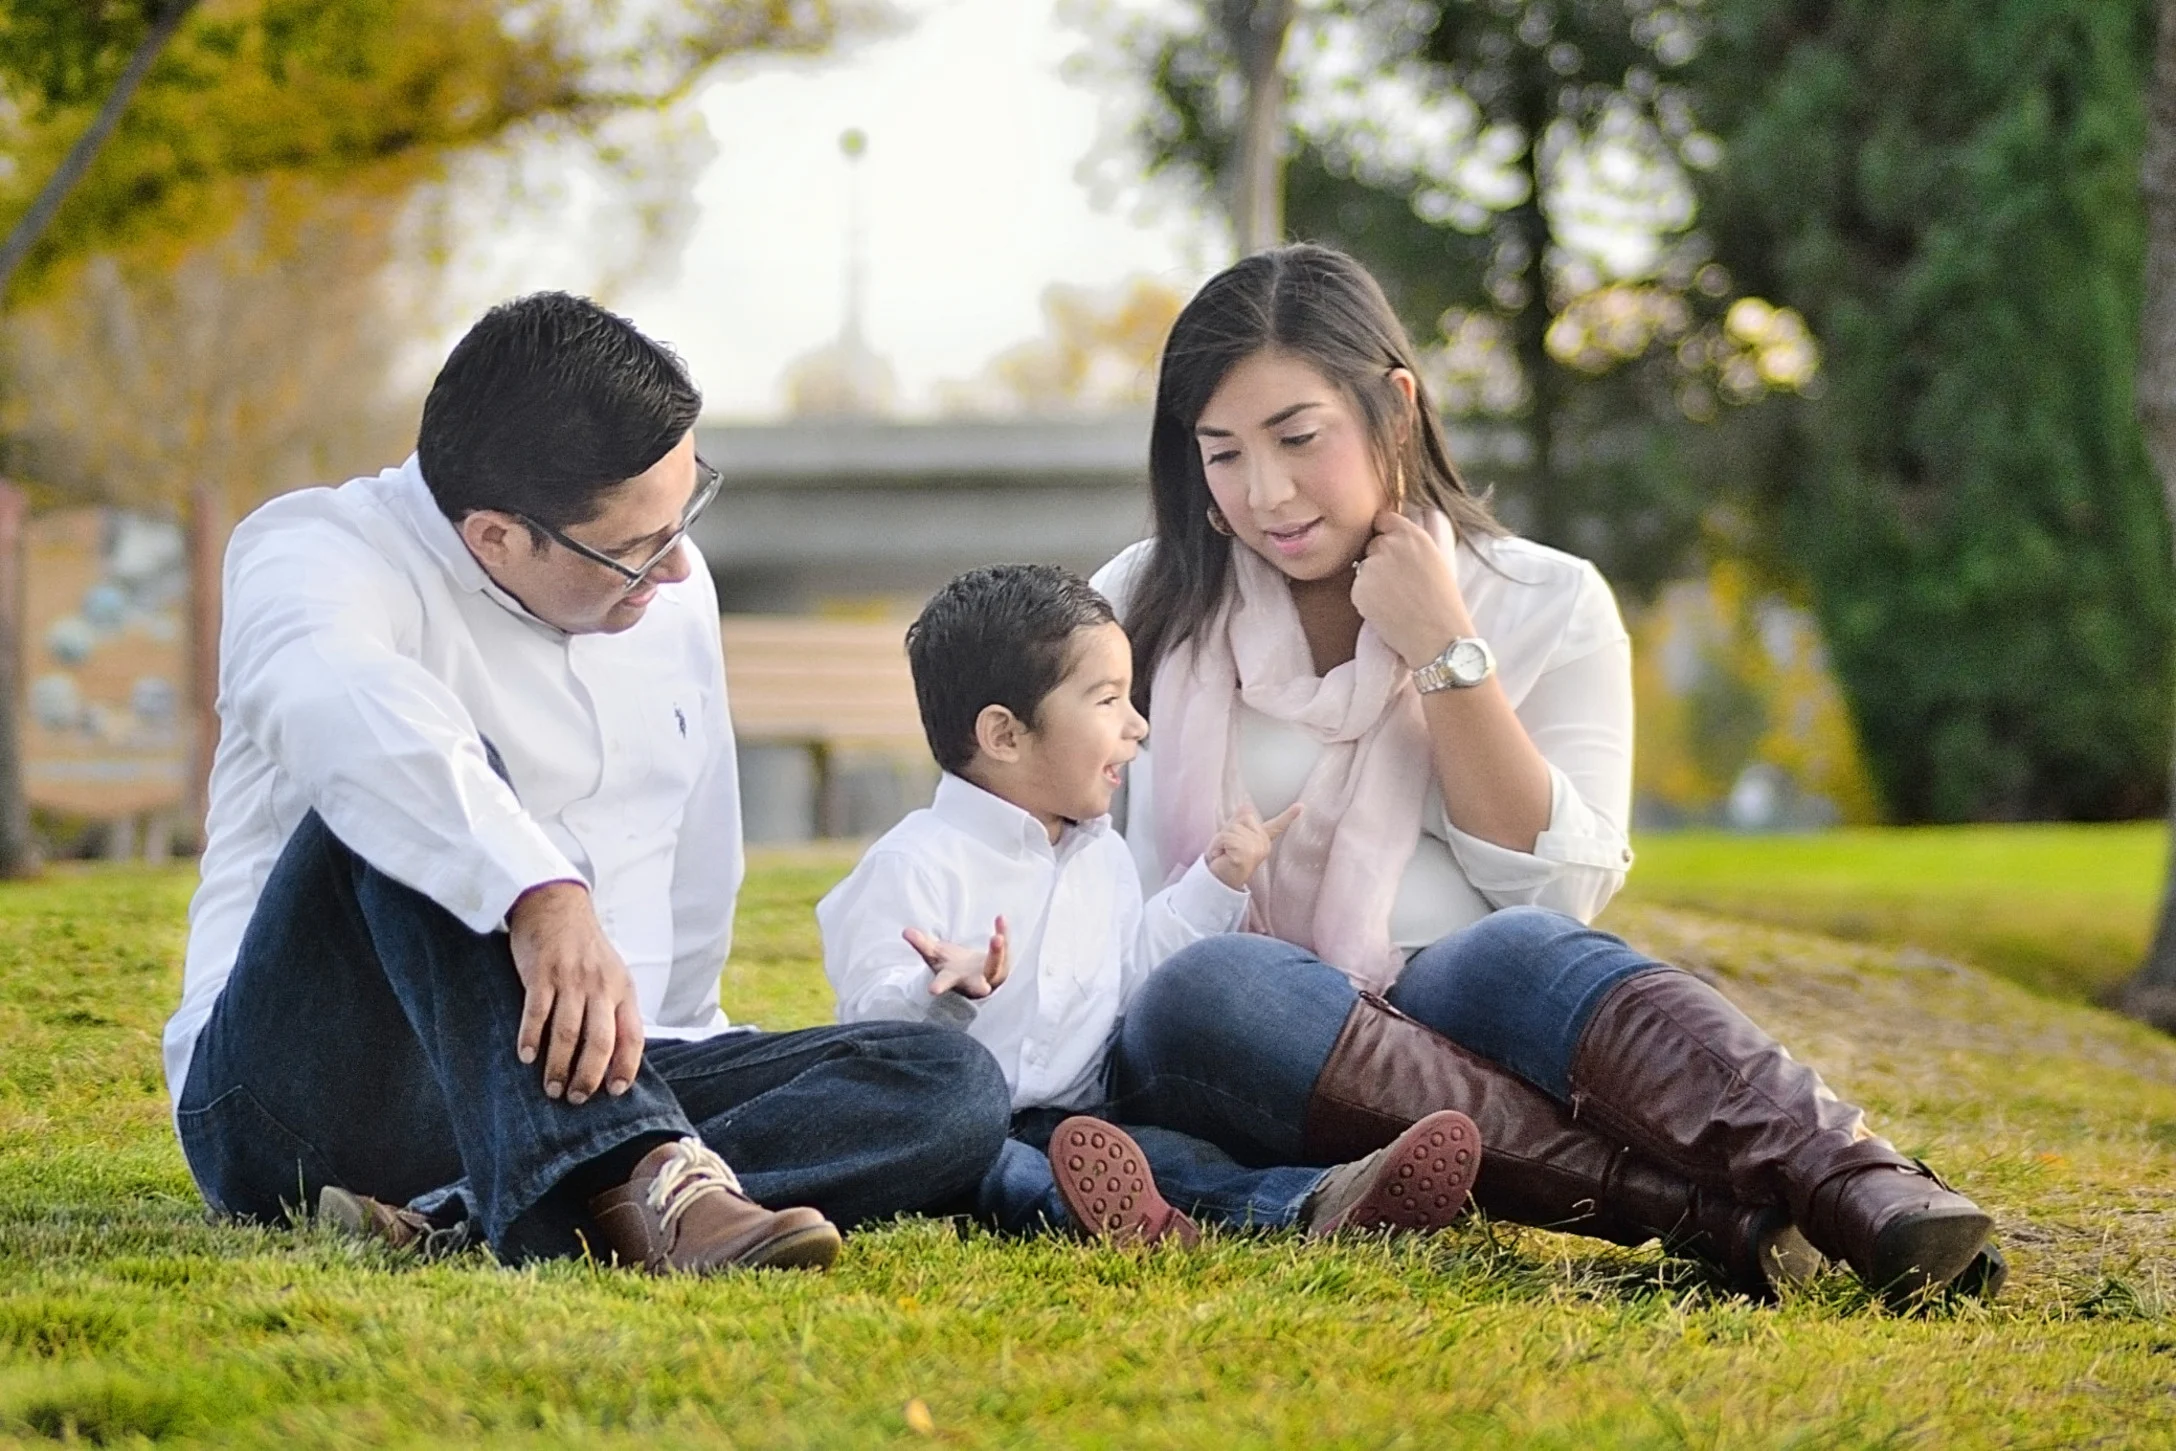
[0,0,841,300]
[1631,557,1882,825]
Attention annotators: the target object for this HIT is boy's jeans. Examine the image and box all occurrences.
[176,808,1011,1259]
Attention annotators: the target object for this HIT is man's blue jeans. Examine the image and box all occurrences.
[1109,907,1665,1168]
[175,810,1013,1259]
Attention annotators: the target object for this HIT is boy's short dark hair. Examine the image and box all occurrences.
[906,564,1117,776]
[416,291,701,537]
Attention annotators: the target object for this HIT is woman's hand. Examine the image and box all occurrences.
[1351,509,1474,670]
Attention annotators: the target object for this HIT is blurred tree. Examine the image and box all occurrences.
[1224,0,1295,250]
[1692,0,2171,823]
[0,0,844,304]
[2124,0,2176,1027]
[0,0,203,874]
[0,0,860,857]
[1630,559,1880,828]
[782,337,898,417]
[1097,0,1806,597]
[0,1,201,297]
[0,177,414,512]
[940,276,1185,415]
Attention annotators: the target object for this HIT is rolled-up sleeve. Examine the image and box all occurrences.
[222,510,580,933]
[1438,635,1634,922]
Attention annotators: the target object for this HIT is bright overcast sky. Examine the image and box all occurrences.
[532,0,1222,420]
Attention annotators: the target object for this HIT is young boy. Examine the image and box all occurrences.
[818,564,1480,1243]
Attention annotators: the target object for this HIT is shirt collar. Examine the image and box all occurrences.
[389,454,562,630]
[931,772,1108,859]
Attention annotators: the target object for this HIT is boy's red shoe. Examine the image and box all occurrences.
[1048,1116,1201,1247]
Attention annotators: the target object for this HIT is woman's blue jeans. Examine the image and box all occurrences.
[1109,906,1667,1169]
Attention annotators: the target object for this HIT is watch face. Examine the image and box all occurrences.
[1448,639,1489,684]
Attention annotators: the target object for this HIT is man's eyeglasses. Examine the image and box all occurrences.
[518,458,723,595]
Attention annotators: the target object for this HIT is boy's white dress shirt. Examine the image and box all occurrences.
[819,773,1247,1111]
[163,456,745,1105]
[1093,533,1634,946]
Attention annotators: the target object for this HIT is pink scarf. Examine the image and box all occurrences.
[1150,518,1447,992]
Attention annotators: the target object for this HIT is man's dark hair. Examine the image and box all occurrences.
[906,564,1117,776]
[416,291,702,535]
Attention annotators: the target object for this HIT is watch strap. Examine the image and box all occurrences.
[1414,636,1496,693]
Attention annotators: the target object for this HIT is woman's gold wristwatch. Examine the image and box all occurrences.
[1413,636,1496,693]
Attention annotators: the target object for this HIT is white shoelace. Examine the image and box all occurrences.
[646,1137,745,1235]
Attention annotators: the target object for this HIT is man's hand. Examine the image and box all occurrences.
[903,916,1011,999]
[1205,803,1302,889]
[508,881,644,1105]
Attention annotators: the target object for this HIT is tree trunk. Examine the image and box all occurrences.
[186,480,226,848]
[0,0,200,301]
[2123,0,2176,1029]
[1225,0,1293,253]
[0,483,37,878]
[1509,53,1561,545]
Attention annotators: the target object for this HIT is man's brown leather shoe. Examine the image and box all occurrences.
[1048,1117,1201,1246]
[586,1138,841,1273]
[317,1186,471,1259]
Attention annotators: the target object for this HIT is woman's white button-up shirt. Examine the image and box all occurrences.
[1094,532,1635,949]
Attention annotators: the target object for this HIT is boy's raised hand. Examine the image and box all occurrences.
[904,916,1011,999]
[1205,803,1302,889]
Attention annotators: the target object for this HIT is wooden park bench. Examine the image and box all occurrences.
[717,615,933,841]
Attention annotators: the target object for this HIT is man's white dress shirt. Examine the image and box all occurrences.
[818,773,1247,1111]
[163,456,744,1104]
[1093,533,1634,949]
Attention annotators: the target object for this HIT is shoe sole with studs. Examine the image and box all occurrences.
[1048,1117,1201,1247]
[1318,1110,1481,1237]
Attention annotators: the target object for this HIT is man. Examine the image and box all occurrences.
[164,292,1011,1271]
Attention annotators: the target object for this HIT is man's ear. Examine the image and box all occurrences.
[458,510,528,571]
[973,704,1027,764]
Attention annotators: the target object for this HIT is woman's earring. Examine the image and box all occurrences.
[1205,504,1234,537]
[1391,458,1409,512]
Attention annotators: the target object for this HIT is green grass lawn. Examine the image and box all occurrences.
[1615,822,2169,1004]
[3,847,2175,1447]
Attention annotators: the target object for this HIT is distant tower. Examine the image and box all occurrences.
[840,127,871,371]
[783,127,896,417]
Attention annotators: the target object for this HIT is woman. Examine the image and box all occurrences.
[1094,244,2000,1303]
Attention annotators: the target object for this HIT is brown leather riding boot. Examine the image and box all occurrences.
[1304,992,1819,1300]
[587,1138,842,1273]
[1565,968,1994,1303]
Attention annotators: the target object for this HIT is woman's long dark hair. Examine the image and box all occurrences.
[1128,244,1506,713]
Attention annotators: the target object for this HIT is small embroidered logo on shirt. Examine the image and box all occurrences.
[674,706,687,738]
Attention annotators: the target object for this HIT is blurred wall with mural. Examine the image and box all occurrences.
[23,510,187,853]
